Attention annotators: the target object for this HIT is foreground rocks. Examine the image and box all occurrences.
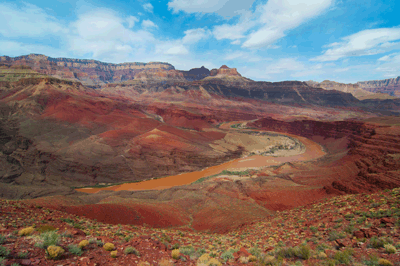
[1,188,400,265]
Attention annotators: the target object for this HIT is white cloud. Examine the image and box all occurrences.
[182,28,211,44]
[0,2,67,37]
[126,16,139,28]
[242,0,332,49]
[375,53,400,78]
[142,3,154,13]
[313,27,400,61]
[264,58,324,79]
[142,19,158,28]
[167,0,255,17]
[165,45,190,55]
[211,0,332,49]
[156,28,210,56]
[213,15,256,41]
[224,51,267,62]
[68,10,156,62]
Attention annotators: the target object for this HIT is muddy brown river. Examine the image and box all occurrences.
[76,123,325,194]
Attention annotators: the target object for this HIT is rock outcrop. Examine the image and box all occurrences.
[357,76,400,97]
[0,54,175,86]
[180,66,210,81]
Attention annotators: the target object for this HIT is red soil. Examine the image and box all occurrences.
[62,203,189,228]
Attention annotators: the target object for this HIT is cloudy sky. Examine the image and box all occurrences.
[0,0,399,83]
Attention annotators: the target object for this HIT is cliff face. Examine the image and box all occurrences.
[307,80,396,100]
[180,66,210,81]
[0,54,175,86]
[209,65,242,77]
[357,77,400,97]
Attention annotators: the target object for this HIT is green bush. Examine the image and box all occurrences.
[35,231,59,249]
[68,244,83,256]
[249,245,262,258]
[180,246,195,256]
[124,246,140,256]
[275,247,296,258]
[334,249,353,265]
[0,246,10,257]
[369,237,393,249]
[17,251,29,258]
[0,235,5,245]
[328,231,346,241]
[384,244,396,254]
[220,250,234,262]
[295,245,311,260]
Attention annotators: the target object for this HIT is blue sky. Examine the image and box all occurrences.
[0,0,399,83]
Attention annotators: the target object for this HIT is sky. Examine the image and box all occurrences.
[0,0,399,83]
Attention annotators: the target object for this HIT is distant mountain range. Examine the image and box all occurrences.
[2,54,398,99]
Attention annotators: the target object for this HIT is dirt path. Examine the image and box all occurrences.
[76,122,325,194]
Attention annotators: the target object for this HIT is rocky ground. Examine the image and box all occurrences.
[1,188,400,265]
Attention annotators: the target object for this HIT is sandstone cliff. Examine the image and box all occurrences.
[0,54,175,86]
[357,76,400,97]
[307,80,397,100]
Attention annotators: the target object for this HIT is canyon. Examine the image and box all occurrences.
[1,54,400,265]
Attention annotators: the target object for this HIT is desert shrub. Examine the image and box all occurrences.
[198,253,210,264]
[207,258,222,266]
[275,247,296,258]
[0,257,5,266]
[68,244,83,256]
[35,231,59,249]
[103,242,115,251]
[295,245,311,260]
[384,244,396,254]
[171,249,180,259]
[369,237,393,249]
[78,240,89,249]
[46,245,64,259]
[0,246,10,257]
[18,227,34,236]
[0,235,5,244]
[316,243,330,252]
[248,255,257,262]
[333,249,353,265]
[344,225,356,234]
[310,226,318,233]
[124,246,140,256]
[17,251,29,258]
[249,245,262,258]
[159,258,174,266]
[362,253,380,266]
[328,230,346,241]
[180,246,195,256]
[196,248,207,257]
[220,249,234,262]
[110,251,117,258]
[275,245,311,260]
[378,259,393,266]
